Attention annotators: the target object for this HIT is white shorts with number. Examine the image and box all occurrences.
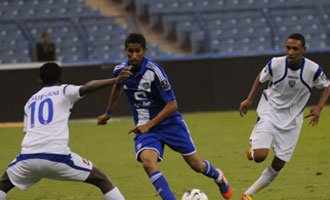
[249,117,303,162]
[6,152,93,190]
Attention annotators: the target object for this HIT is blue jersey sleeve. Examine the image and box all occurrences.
[112,63,127,77]
[153,65,176,103]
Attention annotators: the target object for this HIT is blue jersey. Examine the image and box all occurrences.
[113,57,181,126]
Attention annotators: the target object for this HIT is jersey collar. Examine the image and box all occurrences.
[285,57,305,71]
[134,57,148,77]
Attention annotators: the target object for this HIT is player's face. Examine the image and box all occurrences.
[42,33,50,43]
[126,43,145,66]
[285,38,305,64]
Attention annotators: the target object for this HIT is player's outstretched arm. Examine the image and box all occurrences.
[79,69,131,96]
[79,78,118,96]
[97,80,123,125]
[305,85,330,126]
[239,74,262,117]
[129,100,178,134]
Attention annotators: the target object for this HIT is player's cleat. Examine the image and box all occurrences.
[216,170,233,200]
[240,194,253,200]
[245,148,253,161]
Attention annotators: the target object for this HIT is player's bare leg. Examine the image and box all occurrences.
[139,149,176,200]
[0,172,15,200]
[271,157,285,171]
[84,166,125,200]
[242,155,285,199]
[140,149,160,175]
[183,153,233,199]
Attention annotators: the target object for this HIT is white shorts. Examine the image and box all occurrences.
[6,152,93,190]
[249,118,302,162]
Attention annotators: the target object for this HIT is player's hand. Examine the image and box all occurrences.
[128,123,152,134]
[239,99,252,117]
[305,106,322,126]
[117,69,132,82]
[97,113,111,125]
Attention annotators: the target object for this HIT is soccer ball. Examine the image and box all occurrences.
[181,189,208,200]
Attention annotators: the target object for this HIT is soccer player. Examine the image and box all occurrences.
[0,62,132,200]
[239,33,330,200]
[97,33,233,200]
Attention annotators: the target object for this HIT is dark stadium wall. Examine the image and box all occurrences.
[1,52,329,122]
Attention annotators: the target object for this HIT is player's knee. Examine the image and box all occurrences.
[141,158,158,172]
[85,167,113,193]
[253,155,267,163]
[253,150,268,163]
[139,151,159,171]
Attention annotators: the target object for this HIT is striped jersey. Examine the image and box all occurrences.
[113,57,181,126]
[257,56,330,129]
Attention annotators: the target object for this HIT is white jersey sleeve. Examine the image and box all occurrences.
[23,112,27,133]
[313,70,330,89]
[259,60,272,83]
[63,84,82,103]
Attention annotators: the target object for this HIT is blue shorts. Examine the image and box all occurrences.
[134,118,196,161]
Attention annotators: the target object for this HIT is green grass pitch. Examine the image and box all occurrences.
[1,107,330,200]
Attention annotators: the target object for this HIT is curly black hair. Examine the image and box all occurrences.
[288,33,305,48]
[40,62,62,85]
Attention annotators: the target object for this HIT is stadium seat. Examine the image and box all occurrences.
[203,11,272,55]
[0,0,329,64]
[25,20,85,63]
[80,17,128,62]
[0,23,30,63]
[270,8,327,51]
[0,0,101,19]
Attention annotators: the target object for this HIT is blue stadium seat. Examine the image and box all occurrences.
[25,20,85,63]
[0,0,101,19]
[80,17,128,62]
[0,23,30,63]
[321,5,330,46]
[203,11,272,55]
[1,0,329,64]
[270,8,327,51]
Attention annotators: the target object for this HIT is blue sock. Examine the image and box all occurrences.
[149,171,176,200]
[202,160,221,181]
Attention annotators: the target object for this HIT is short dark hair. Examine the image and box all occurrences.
[125,33,146,49]
[40,62,62,84]
[288,33,305,47]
